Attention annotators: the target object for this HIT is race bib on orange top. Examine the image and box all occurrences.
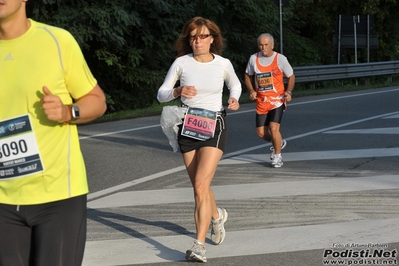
[256,72,273,91]
[181,107,217,141]
[0,115,44,180]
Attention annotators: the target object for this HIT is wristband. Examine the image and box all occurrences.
[286,90,292,96]
[68,105,80,121]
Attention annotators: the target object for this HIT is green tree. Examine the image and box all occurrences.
[26,0,399,113]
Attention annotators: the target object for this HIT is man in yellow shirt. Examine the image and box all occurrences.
[0,0,107,265]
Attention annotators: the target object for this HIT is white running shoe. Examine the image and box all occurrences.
[185,240,207,262]
[271,154,284,168]
[210,207,228,245]
[270,139,287,160]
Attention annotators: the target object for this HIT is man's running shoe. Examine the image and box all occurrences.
[210,207,228,245]
[270,139,287,160]
[271,154,284,168]
[185,240,207,262]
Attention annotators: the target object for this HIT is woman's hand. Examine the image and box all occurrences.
[174,86,197,98]
[227,97,240,111]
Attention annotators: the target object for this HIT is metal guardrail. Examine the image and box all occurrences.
[291,60,399,86]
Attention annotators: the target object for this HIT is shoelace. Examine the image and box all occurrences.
[211,218,223,233]
[272,155,282,163]
[191,241,205,253]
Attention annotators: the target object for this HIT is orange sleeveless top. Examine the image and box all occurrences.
[255,53,285,114]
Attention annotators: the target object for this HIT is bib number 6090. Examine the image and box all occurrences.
[0,139,28,159]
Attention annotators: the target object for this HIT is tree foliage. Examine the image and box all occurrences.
[26,0,399,113]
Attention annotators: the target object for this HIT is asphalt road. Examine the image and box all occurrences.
[79,87,399,266]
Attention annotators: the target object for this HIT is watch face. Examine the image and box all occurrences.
[72,105,80,120]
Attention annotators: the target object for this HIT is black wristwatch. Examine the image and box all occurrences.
[70,105,80,121]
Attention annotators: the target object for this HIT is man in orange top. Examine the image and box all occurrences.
[245,33,295,168]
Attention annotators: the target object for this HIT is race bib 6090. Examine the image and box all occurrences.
[0,115,44,179]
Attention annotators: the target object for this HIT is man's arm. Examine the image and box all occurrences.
[284,74,295,102]
[41,84,107,124]
[244,73,257,101]
[71,84,107,123]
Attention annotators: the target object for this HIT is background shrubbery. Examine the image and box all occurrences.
[27,0,399,113]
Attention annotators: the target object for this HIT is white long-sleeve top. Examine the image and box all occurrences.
[157,53,242,112]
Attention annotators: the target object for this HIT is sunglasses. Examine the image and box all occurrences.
[189,34,212,41]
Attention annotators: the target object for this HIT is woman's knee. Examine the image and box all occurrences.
[193,181,207,193]
[193,181,212,198]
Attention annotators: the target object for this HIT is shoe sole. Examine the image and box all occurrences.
[271,162,283,168]
[185,251,207,262]
[211,209,228,245]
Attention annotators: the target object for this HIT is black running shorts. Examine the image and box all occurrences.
[177,114,227,153]
[256,104,285,127]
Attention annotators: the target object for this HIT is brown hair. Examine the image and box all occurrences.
[175,16,224,57]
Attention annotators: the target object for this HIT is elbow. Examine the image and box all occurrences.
[101,102,107,116]
[157,92,170,103]
[290,75,296,84]
[99,92,107,116]
[157,94,164,103]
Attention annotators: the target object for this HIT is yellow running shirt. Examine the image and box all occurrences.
[0,20,97,205]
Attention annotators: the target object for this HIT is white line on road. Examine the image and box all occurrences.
[83,218,399,265]
[88,174,399,209]
[221,147,399,165]
[87,111,399,201]
[324,127,399,134]
[79,124,160,140]
[80,88,399,140]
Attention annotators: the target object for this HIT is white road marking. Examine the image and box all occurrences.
[88,111,399,201]
[88,174,399,209]
[384,114,399,119]
[221,148,399,165]
[324,127,399,134]
[79,124,160,140]
[80,88,399,140]
[83,218,399,265]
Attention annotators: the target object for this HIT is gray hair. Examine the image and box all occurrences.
[257,33,274,44]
